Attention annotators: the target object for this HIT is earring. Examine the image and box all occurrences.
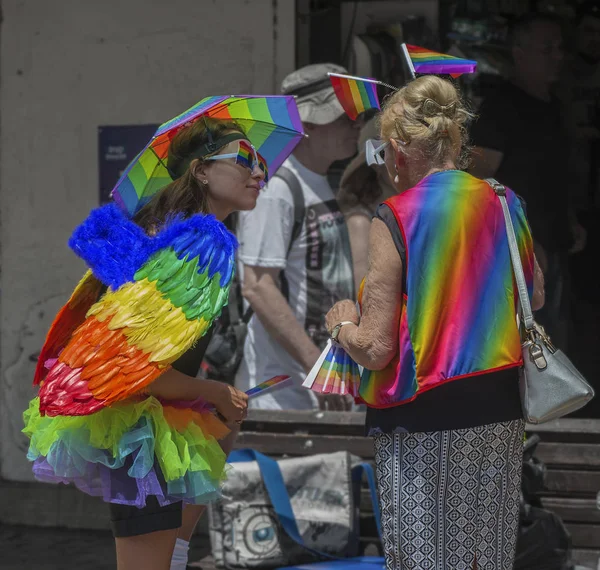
[201,179,208,185]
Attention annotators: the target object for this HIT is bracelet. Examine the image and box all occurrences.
[330,320,355,342]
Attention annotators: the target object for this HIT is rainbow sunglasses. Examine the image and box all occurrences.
[206,140,269,184]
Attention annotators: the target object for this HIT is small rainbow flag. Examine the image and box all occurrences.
[246,375,292,399]
[402,43,477,78]
[329,73,381,121]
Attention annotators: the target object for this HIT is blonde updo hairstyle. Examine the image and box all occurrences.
[379,75,473,170]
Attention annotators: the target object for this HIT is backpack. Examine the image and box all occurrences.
[200,166,305,383]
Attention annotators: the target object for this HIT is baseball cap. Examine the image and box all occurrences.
[281,63,348,125]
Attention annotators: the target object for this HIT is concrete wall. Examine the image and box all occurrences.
[340,0,439,38]
[0,0,295,483]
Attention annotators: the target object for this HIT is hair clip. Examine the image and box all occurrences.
[422,98,457,119]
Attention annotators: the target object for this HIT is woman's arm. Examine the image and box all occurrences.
[148,370,248,423]
[346,212,372,292]
[241,264,322,372]
[325,218,403,370]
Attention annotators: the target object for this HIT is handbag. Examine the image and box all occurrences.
[488,178,594,424]
[208,448,383,569]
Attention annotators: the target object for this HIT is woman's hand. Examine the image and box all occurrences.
[325,300,359,335]
[209,382,249,424]
[148,371,249,423]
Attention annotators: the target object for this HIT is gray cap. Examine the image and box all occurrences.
[281,63,348,125]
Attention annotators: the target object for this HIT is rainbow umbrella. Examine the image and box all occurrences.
[111,95,304,217]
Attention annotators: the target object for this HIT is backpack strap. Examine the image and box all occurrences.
[240,166,305,321]
[274,166,306,255]
[273,166,305,301]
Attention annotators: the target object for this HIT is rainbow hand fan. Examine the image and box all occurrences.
[302,339,362,397]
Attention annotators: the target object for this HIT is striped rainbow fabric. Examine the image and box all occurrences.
[329,73,381,120]
[237,140,269,181]
[404,44,477,77]
[111,95,304,217]
[358,171,533,408]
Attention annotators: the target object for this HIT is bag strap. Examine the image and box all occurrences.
[352,462,382,540]
[227,449,383,558]
[227,448,338,560]
[268,166,305,303]
[485,178,534,331]
[275,166,306,255]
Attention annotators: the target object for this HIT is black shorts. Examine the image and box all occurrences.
[109,497,183,537]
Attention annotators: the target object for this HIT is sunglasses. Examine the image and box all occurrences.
[206,140,269,183]
[365,139,388,166]
[365,137,408,167]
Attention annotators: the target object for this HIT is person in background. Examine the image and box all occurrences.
[555,1,600,417]
[470,12,585,350]
[235,64,359,411]
[337,116,398,290]
[558,0,600,209]
[325,75,545,570]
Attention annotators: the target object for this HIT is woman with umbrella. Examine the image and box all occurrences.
[23,97,304,569]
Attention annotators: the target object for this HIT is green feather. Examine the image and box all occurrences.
[136,244,233,324]
[169,281,203,307]
[156,251,187,282]
[159,256,197,293]
[134,254,159,281]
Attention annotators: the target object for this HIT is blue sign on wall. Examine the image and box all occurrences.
[98,124,159,204]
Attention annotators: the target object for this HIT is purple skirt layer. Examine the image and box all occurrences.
[32,454,220,508]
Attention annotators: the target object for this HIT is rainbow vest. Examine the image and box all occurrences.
[358,171,534,408]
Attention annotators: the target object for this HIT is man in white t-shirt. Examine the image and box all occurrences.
[235,63,360,410]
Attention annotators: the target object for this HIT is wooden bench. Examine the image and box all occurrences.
[191,411,600,569]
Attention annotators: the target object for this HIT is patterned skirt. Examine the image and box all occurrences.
[373,420,525,570]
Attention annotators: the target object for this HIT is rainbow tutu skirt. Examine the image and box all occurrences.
[22,395,229,508]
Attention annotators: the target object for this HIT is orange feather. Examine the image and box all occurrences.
[34,271,103,385]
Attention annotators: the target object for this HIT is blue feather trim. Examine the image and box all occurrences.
[69,204,237,289]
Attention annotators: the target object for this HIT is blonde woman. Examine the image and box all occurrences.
[325,76,545,569]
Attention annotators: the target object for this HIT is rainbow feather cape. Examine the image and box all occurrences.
[36,204,237,417]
